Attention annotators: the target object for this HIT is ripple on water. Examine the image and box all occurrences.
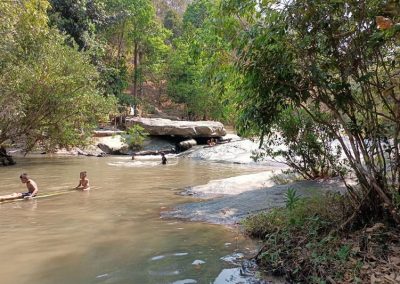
[148,269,180,276]
[150,252,188,262]
[107,161,160,167]
[150,255,166,261]
[173,252,189,256]
[172,279,197,284]
[95,273,109,279]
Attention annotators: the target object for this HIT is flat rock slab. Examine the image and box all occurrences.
[163,179,346,225]
[93,130,125,137]
[181,171,279,198]
[183,139,285,165]
[126,117,226,137]
[96,135,129,155]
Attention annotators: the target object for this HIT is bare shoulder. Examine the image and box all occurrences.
[29,179,38,187]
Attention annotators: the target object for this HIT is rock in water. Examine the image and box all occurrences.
[126,117,226,137]
[178,139,197,151]
[96,135,129,155]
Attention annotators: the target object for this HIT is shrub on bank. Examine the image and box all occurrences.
[242,193,362,283]
[243,190,400,283]
[122,125,149,150]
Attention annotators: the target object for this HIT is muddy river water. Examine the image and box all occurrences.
[0,156,266,284]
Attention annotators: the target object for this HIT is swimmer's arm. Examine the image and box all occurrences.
[75,180,82,189]
[30,187,38,197]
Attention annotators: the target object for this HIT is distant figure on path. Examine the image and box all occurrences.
[75,171,90,191]
[161,153,167,165]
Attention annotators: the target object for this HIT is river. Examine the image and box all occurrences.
[0,155,264,284]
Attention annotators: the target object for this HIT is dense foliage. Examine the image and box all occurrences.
[3,0,400,225]
[221,0,400,223]
[241,191,396,283]
[0,0,116,152]
[166,0,239,120]
[122,125,149,150]
[2,0,400,280]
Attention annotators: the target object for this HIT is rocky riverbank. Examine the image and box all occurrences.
[162,176,346,225]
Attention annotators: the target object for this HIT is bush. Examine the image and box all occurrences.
[241,193,358,283]
[122,125,149,150]
[253,108,346,180]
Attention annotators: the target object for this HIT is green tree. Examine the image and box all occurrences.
[166,0,239,121]
[221,0,400,223]
[48,0,107,50]
[122,125,149,150]
[103,0,170,105]
[163,9,183,41]
[48,0,133,105]
[254,108,344,180]
[0,0,116,152]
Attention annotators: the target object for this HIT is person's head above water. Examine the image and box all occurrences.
[80,171,87,178]
[19,173,29,183]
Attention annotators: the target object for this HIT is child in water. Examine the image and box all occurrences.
[19,173,39,198]
[0,173,38,202]
[75,171,90,191]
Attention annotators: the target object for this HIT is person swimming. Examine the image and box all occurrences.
[0,173,39,202]
[161,153,167,165]
[75,171,90,191]
[19,173,38,198]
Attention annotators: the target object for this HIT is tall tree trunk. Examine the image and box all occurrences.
[139,51,143,98]
[116,20,126,66]
[132,41,139,101]
[132,41,139,117]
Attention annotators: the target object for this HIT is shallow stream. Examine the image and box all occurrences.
[0,156,266,284]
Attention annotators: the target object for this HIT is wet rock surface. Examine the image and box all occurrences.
[96,135,129,155]
[182,139,283,165]
[163,178,346,225]
[93,130,125,137]
[126,117,226,137]
[178,139,197,151]
[180,171,279,198]
[214,258,276,284]
[55,145,106,157]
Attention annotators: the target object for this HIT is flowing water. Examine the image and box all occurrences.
[0,156,265,284]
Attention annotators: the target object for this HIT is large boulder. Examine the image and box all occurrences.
[96,135,130,155]
[95,135,177,155]
[178,139,197,151]
[125,117,226,137]
[55,146,106,157]
[180,139,268,165]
